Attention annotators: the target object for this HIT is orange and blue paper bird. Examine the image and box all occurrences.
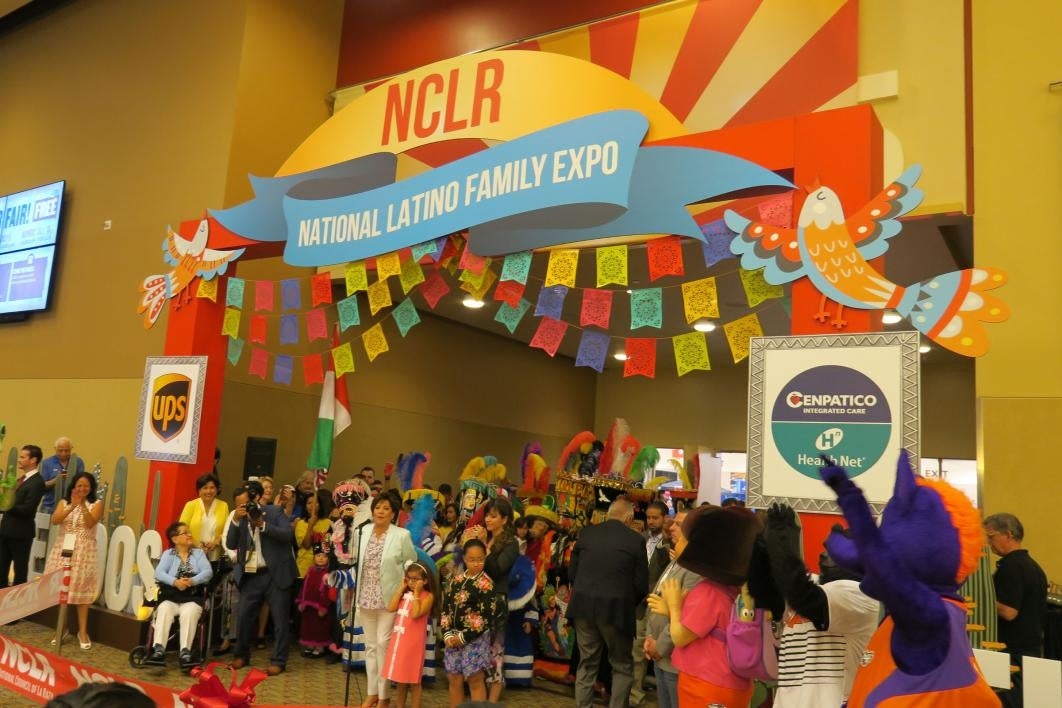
[137,218,245,328]
[724,166,1007,356]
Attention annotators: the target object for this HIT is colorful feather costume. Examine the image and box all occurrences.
[819,450,999,707]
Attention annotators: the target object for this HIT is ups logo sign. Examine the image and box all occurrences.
[151,373,191,441]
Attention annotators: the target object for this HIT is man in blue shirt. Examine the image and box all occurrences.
[39,436,84,514]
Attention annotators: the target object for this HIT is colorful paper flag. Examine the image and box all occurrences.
[368,278,392,315]
[624,338,656,379]
[438,234,462,267]
[273,355,293,385]
[535,285,568,320]
[493,279,525,308]
[724,313,763,363]
[331,342,355,377]
[226,336,244,365]
[307,328,352,469]
[681,277,720,323]
[544,249,579,288]
[418,269,450,309]
[225,277,245,309]
[739,267,783,308]
[494,298,530,334]
[221,308,241,338]
[254,280,275,312]
[757,192,794,227]
[575,329,610,373]
[281,279,301,310]
[699,220,735,268]
[249,348,268,380]
[580,288,613,329]
[249,314,267,344]
[376,251,402,281]
[302,353,324,385]
[311,273,333,306]
[345,261,368,295]
[630,288,662,329]
[196,277,218,302]
[279,314,299,345]
[462,268,496,300]
[459,264,490,289]
[672,331,710,376]
[337,294,360,332]
[500,251,532,284]
[596,245,628,287]
[646,236,684,282]
[411,240,438,262]
[459,246,488,275]
[399,257,425,294]
[392,298,421,337]
[306,308,329,341]
[362,323,389,362]
[529,317,569,357]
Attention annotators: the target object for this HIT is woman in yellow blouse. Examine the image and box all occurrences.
[179,473,229,562]
[295,489,334,578]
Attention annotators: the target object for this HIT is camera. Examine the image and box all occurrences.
[243,481,264,521]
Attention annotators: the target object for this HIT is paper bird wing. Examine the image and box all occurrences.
[162,227,196,267]
[846,164,924,260]
[724,209,807,285]
[195,247,246,279]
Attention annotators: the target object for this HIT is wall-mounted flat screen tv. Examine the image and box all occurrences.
[0,180,66,319]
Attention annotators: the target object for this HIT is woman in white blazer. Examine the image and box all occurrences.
[355,491,416,708]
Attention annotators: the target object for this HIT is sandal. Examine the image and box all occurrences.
[358,698,378,708]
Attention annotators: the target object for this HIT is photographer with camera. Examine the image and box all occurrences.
[225,480,298,676]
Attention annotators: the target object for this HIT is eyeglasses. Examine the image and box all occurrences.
[404,576,425,582]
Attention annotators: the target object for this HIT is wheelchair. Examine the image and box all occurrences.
[129,584,211,674]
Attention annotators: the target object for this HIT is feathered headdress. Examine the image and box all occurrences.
[631,446,660,486]
[406,493,436,547]
[395,451,430,493]
[670,458,693,489]
[557,431,596,475]
[519,446,551,499]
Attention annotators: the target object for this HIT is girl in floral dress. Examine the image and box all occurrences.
[440,539,497,707]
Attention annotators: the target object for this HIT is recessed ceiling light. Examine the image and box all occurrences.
[918,344,931,354]
[613,351,628,361]
[462,296,485,309]
[882,311,902,325]
[625,289,633,294]
[693,320,716,333]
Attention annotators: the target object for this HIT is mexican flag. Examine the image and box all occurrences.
[306,331,352,472]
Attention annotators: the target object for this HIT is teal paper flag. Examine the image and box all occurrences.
[338,294,360,332]
[393,298,421,337]
[225,277,245,308]
[500,251,533,284]
[630,288,662,329]
[227,337,245,365]
[494,298,530,334]
[411,240,437,261]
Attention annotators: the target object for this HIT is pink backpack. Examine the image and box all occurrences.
[710,586,779,682]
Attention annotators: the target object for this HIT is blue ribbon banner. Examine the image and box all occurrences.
[212,110,794,267]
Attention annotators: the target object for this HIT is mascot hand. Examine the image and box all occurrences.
[824,526,864,576]
[765,503,801,557]
[818,456,853,493]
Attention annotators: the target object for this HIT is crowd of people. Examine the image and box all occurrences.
[0,438,1052,708]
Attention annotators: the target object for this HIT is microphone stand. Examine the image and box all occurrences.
[343,518,368,707]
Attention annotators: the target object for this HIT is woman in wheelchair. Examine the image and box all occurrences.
[147,520,214,667]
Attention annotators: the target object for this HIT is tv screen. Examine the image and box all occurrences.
[0,180,65,318]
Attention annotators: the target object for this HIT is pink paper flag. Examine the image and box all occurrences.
[493,279,526,308]
[311,273,333,306]
[249,348,269,380]
[757,193,794,227]
[249,314,267,344]
[580,289,613,329]
[529,317,569,357]
[302,353,324,385]
[458,245,488,275]
[646,236,685,282]
[306,308,329,341]
[254,280,275,312]
[418,269,450,309]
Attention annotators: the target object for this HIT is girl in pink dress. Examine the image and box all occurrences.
[382,561,436,708]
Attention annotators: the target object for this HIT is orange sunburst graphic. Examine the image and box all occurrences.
[373,0,857,175]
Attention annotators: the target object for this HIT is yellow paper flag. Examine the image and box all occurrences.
[463,268,497,300]
[681,277,719,323]
[345,261,368,295]
[544,249,579,288]
[331,341,355,377]
[398,257,425,294]
[221,307,241,338]
[376,252,402,281]
[724,313,763,363]
[367,278,392,316]
[596,245,628,287]
[459,265,489,289]
[739,267,783,308]
[672,331,710,376]
[196,277,218,302]
[362,322,389,362]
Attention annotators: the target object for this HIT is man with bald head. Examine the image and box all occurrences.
[567,497,649,708]
[40,436,85,514]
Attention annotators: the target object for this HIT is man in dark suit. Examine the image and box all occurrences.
[631,500,671,706]
[567,497,649,708]
[0,445,47,593]
[225,482,298,676]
